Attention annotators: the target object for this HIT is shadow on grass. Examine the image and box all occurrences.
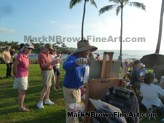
[13,109,66,123]
[0,106,22,116]
[27,85,42,95]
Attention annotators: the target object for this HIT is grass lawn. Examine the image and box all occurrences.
[0,64,65,123]
[0,64,162,123]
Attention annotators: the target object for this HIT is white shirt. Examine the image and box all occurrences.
[55,62,60,69]
[140,83,164,109]
[50,54,56,61]
[51,55,61,68]
[83,65,90,84]
[2,50,12,63]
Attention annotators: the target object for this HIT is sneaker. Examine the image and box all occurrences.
[37,101,44,109]
[44,99,54,105]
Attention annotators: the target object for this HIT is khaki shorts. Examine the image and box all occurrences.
[41,69,55,87]
[63,87,81,123]
[13,77,28,90]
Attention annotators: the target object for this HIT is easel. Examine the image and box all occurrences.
[85,52,123,123]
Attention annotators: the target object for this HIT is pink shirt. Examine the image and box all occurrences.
[38,51,53,70]
[15,53,29,78]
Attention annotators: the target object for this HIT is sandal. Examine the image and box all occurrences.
[19,107,30,112]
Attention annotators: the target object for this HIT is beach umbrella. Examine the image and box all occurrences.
[140,53,164,68]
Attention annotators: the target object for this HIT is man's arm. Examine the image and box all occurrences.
[1,52,5,62]
[156,85,164,96]
[38,55,59,69]
[63,56,79,70]
[63,57,87,70]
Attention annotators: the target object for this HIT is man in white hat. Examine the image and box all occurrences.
[63,40,97,123]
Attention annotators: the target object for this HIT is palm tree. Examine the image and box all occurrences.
[99,0,145,61]
[70,0,97,40]
[61,43,67,48]
[155,0,164,54]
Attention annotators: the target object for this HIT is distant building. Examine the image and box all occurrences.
[0,46,8,50]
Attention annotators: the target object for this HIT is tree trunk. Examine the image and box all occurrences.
[155,0,164,54]
[119,4,123,61]
[81,0,87,40]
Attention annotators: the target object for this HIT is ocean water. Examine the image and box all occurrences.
[96,50,164,60]
[29,50,164,61]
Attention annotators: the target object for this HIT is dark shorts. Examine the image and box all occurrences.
[53,67,60,76]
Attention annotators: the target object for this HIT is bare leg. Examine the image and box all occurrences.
[18,90,26,108]
[40,87,48,101]
[55,76,59,89]
[45,87,50,99]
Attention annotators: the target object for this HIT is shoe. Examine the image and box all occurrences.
[19,107,30,112]
[44,99,54,105]
[56,86,61,89]
[37,101,44,109]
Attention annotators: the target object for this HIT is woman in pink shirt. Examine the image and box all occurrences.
[13,43,34,112]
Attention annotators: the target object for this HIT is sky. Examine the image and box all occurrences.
[0,0,164,52]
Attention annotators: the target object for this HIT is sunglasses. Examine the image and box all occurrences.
[28,48,33,50]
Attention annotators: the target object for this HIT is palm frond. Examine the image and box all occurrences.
[109,0,120,3]
[70,0,82,9]
[121,0,129,3]
[116,6,121,15]
[90,0,97,8]
[128,2,146,10]
[99,5,116,15]
[123,0,129,6]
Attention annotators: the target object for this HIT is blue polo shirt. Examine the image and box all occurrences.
[63,54,86,89]
[131,68,140,85]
